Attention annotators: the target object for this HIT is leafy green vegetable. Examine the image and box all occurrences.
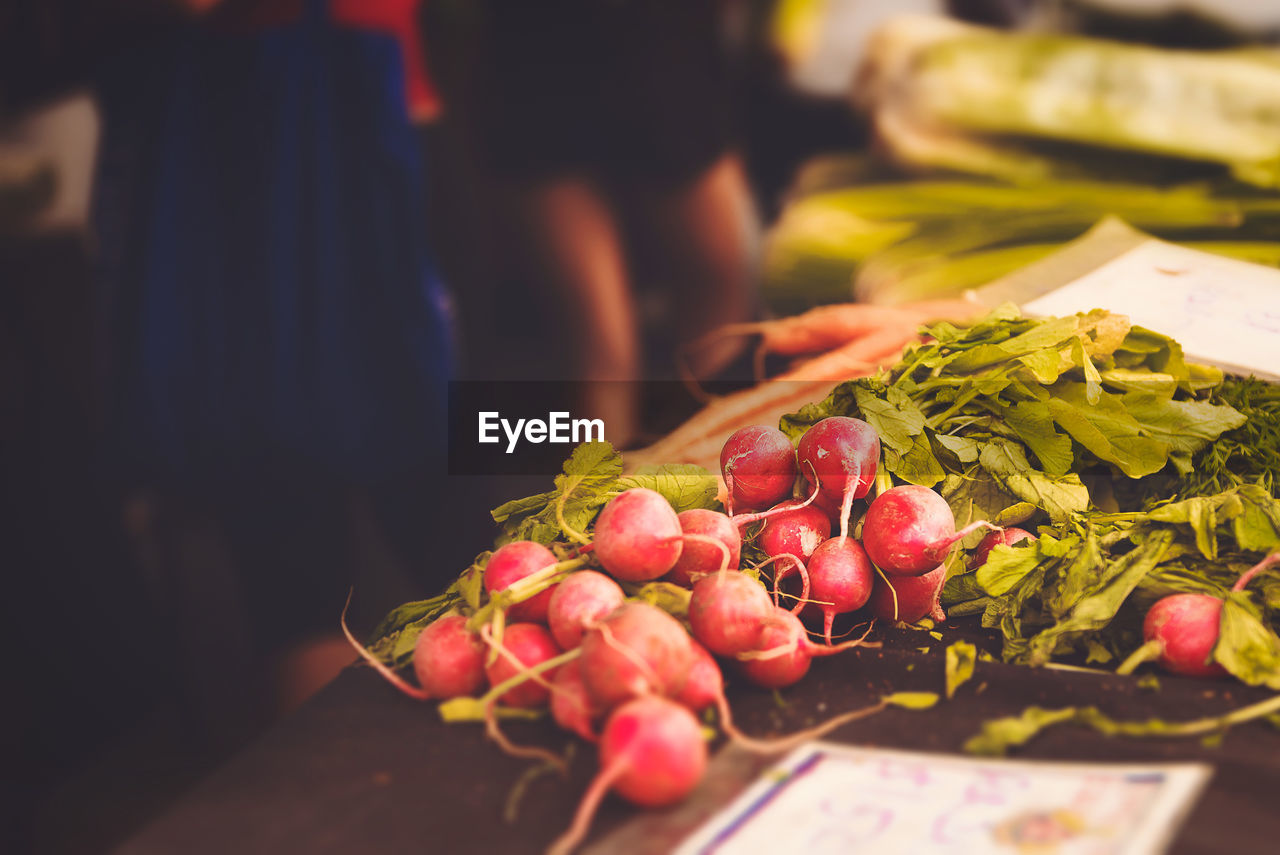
[945,484,1280,678]
[782,307,1244,523]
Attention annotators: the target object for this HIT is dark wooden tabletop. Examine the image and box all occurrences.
[116,626,1280,855]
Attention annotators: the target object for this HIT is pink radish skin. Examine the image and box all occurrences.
[969,527,1036,571]
[867,564,947,624]
[547,570,626,650]
[593,488,684,582]
[739,608,813,689]
[484,541,560,622]
[1143,594,1228,679]
[864,485,998,576]
[689,571,775,657]
[665,509,742,587]
[551,659,602,742]
[720,425,798,515]
[674,640,723,713]
[412,614,487,699]
[579,602,695,709]
[483,623,564,708]
[738,607,876,689]
[811,489,845,528]
[754,499,831,596]
[598,697,707,807]
[548,696,707,855]
[797,416,880,539]
[1137,553,1280,678]
[807,537,875,643]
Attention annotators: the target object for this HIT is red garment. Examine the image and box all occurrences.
[209,0,441,120]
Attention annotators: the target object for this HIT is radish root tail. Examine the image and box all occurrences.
[546,748,631,855]
[339,589,430,701]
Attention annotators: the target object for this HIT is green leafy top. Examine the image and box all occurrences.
[491,441,719,547]
[943,484,1280,683]
[781,306,1245,525]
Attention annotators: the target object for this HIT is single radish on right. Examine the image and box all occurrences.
[863,485,998,576]
[1123,552,1280,679]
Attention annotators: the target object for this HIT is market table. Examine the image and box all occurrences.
[117,625,1280,855]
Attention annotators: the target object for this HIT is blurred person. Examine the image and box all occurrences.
[92,0,454,741]
[432,0,761,445]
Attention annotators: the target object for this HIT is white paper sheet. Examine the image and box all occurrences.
[675,743,1211,855]
[1022,241,1280,381]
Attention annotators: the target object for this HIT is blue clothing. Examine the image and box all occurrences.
[94,1,453,488]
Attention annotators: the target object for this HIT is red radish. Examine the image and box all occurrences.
[412,614,487,699]
[340,603,472,702]
[969,527,1036,570]
[547,570,626,650]
[483,623,564,708]
[863,485,998,575]
[739,608,813,689]
[548,696,707,855]
[674,640,723,713]
[720,425,798,515]
[807,537,875,643]
[753,498,830,601]
[484,540,560,622]
[688,570,775,657]
[665,509,742,587]
[867,564,947,624]
[811,489,844,528]
[738,606,876,689]
[551,659,601,742]
[579,602,695,709]
[1132,552,1280,679]
[593,488,683,582]
[797,416,880,539]
[1141,595,1228,679]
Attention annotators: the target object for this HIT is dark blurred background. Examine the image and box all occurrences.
[3,0,1276,852]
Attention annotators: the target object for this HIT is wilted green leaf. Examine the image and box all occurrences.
[884,691,940,710]
[618,464,719,513]
[945,640,977,699]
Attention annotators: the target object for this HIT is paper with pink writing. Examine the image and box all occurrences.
[675,743,1210,855]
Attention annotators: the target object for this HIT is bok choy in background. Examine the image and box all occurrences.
[762,15,1280,312]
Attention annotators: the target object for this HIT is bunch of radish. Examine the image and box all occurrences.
[344,415,1004,853]
[344,480,887,853]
